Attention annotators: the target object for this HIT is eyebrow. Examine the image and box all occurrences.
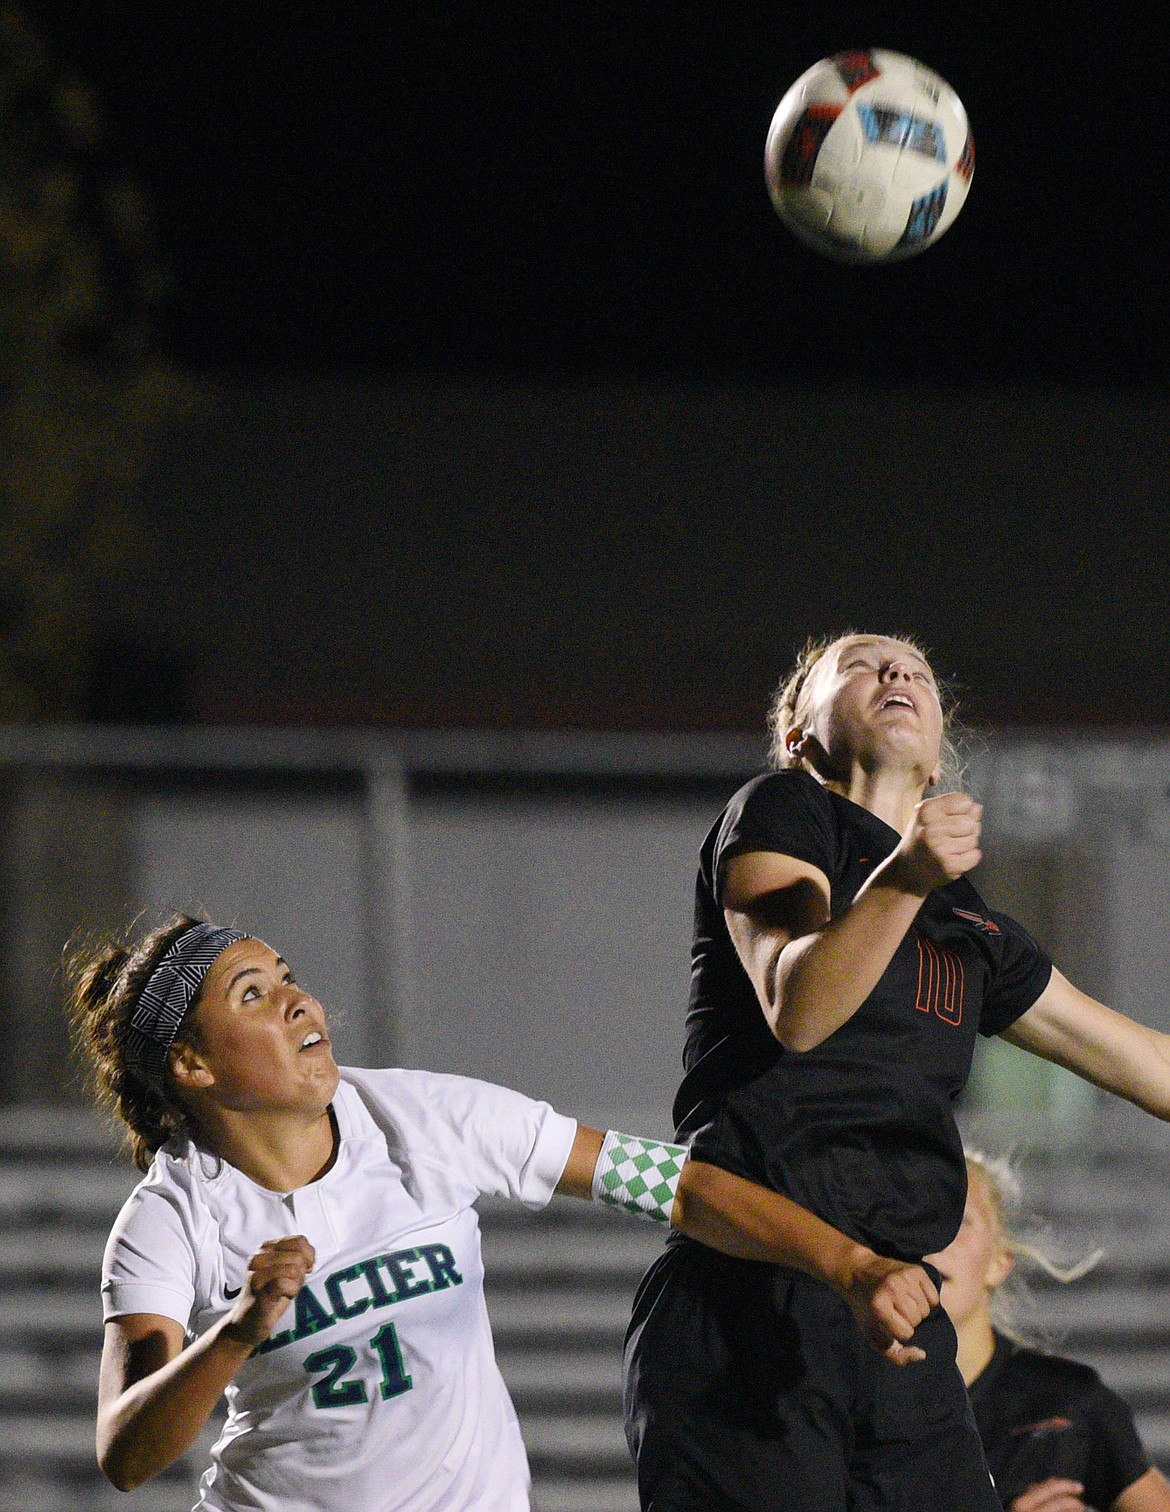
[226,956,288,994]
[844,643,932,673]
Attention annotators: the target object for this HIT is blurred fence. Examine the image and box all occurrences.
[3,724,1170,1126]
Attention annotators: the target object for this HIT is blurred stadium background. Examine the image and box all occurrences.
[4,3,1170,1509]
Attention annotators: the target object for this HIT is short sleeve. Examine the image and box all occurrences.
[711,772,838,907]
[101,1172,198,1328]
[1082,1381,1151,1509]
[342,1068,579,1210]
[978,909,1054,1037]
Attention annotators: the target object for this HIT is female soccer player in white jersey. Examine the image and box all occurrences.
[625,631,1170,1512]
[72,915,938,1512]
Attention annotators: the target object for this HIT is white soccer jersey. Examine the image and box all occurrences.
[101,1067,578,1512]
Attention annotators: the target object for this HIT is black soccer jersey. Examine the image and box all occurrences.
[970,1333,1150,1510]
[675,770,1053,1260]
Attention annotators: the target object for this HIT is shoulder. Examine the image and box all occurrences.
[1000,1342,1104,1399]
[713,769,837,857]
[724,768,833,821]
[338,1064,481,1121]
[337,1065,564,1149]
[103,1150,208,1287]
[338,1066,576,1208]
[112,1144,209,1223]
[105,1145,224,1266]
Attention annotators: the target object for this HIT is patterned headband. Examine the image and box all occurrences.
[126,922,250,1088]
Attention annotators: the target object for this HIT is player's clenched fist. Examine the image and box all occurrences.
[841,1254,938,1367]
[226,1235,316,1348]
[889,792,982,896]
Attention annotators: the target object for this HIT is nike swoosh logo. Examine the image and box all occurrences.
[224,1285,242,1299]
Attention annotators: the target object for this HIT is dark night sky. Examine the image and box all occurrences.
[22,4,1170,731]
[29,2,1170,382]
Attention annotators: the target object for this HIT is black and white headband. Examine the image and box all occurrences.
[126,922,250,1089]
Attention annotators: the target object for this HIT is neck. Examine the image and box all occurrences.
[196,1104,337,1192]
[825,765,928,833]
[953,1306,998,1387]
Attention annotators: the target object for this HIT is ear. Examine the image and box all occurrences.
[785,725,807,759]
[986,1246,1014,1291]
[167,1039,214,1091]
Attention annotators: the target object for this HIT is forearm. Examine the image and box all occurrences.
[1003,973,1170,1122]
[769,862,925,1050]
[99,1317,254,1490]
[672,1158,871,1292]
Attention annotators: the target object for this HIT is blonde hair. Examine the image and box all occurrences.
[966,1149,1101,1346]
[765,630,965,791]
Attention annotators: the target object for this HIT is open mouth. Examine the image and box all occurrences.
[300,1031,327,1052]
[878,692,916,713]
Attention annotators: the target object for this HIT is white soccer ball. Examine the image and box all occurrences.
[764,49,974,263]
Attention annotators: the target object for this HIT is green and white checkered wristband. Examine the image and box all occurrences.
[591,1130,688,1224]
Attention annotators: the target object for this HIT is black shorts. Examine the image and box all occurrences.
[623,1241,1000,1512]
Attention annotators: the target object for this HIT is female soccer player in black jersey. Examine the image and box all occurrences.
[624,632,1170,1512]
[929,1154,1170,1512]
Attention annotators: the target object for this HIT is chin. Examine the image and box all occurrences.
[302,1057,341,1108]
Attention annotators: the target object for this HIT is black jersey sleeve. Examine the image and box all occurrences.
[710,771,838,908]
[977,909,1054,1037]
[1079,1378,1152,1510]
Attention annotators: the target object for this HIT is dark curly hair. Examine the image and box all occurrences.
[66,912,208,1170]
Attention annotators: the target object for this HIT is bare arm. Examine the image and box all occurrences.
[1007,1467,1170,1512]
[724,792,983,1052]
[97,1235,315,1490]
[1114,1468,1170,1512]
[556,1124,937,1364]
[1003,969,1170,1119]
[1008,1482,1086,1512]
[555,1122,603,1198]
[670,1157,938,1363]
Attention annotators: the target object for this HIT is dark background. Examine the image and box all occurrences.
[25,2,1170,729]
[31,1,1170,380]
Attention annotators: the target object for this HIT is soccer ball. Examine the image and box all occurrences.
[764,49,974,263]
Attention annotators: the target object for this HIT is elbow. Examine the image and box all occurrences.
[99,1450,138,1494]
[100,1458,150,1494]
[763,1000,820,1054]
[98,1431,153,1493]
[761,952,819,1054]
[99,1457,137,1494]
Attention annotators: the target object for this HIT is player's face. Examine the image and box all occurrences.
[925,1168,1013,1330]
[798,635,944,786]
[180,938,340,1115]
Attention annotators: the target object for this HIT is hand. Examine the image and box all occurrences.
[838,1251,939,1366]
[888,793,982,896]
[1009,1479,1086,1512]
[224,1235,316,1349]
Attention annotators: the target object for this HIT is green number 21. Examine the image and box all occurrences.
[303,1323,413,1410]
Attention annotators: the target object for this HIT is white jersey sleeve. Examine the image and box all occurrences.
[339,1066,578,1210]
[101,1158,206,1328]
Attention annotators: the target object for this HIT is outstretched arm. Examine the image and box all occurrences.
[1003,968,1170,1119]
[557,1124,938,1365]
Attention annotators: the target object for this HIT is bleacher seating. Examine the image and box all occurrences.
[1,1104,1168,1512]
